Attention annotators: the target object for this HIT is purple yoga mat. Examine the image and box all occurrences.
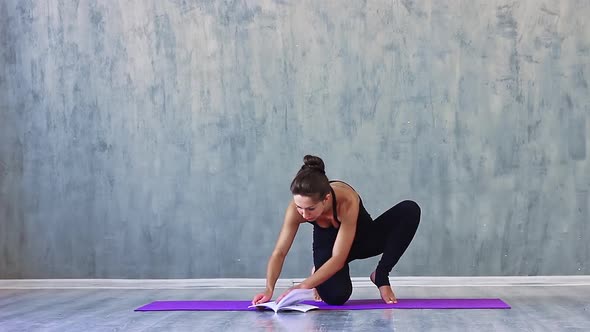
[135,298,510,311]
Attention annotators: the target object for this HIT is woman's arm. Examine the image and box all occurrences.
[263,201,303,294]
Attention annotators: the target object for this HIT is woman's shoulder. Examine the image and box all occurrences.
[330,180,358,194]
[330,180,360,207]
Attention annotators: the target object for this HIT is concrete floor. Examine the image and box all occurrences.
[1,283,589,331]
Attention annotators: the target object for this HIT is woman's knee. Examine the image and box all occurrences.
[317,279,352,305]
[400,200,421,224]
[320,290,351,305]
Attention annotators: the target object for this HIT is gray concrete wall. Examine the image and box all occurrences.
[1,0,588,278]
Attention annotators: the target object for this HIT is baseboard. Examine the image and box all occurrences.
[1,276,589,289]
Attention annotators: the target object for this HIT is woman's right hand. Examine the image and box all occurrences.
[252,290,273,305]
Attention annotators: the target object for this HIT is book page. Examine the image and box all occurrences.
[249,301,279,312]
[276,289,315,308]
[279,303,318,312]
[249,289,315,312]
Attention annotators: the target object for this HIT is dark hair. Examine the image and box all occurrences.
[290,155,331,201]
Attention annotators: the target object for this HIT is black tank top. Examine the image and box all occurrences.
[309,181,374,255]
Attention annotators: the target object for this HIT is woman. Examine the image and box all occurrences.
[252,155,421,305]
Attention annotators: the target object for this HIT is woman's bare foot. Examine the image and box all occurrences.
[370,271,397,304]
[312,287,322,301]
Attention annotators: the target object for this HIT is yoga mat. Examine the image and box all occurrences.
[135,298,510,311]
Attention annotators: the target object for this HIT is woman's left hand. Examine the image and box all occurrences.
[275,283,311,303]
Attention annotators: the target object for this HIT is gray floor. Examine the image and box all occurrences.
[0,285,589,331]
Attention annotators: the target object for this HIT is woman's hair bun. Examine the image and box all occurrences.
[290,155,330,198]
[302,155,325,174]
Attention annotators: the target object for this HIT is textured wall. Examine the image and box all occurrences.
[1,0,588,279]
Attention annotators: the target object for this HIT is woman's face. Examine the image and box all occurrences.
[293,194,328,221]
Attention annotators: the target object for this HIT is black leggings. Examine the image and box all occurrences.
[313,200,421,305]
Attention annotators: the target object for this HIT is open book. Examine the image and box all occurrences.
[249,289,318,313]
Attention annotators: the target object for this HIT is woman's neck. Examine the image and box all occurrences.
[320,194,334,217]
